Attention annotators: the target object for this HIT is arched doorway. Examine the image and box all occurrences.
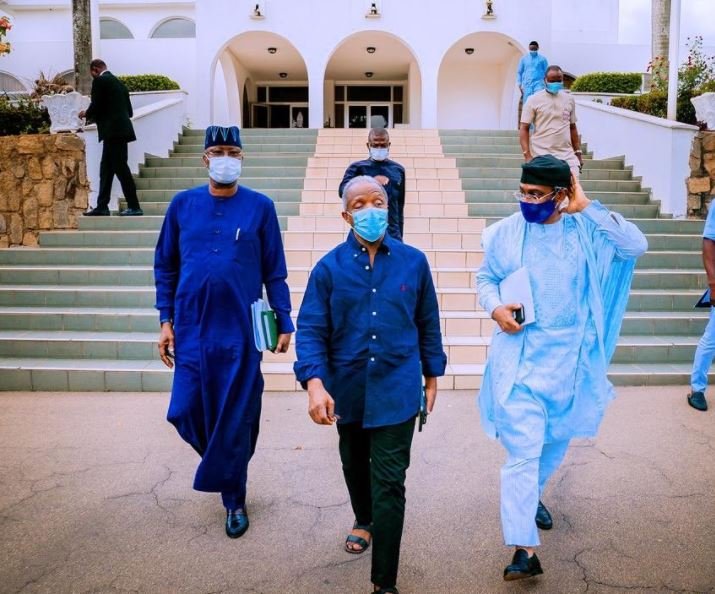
[437,33,524,129]
[323,31,421,129]
[212,32,308,128]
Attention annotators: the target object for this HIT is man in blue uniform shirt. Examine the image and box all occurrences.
[517,41,549,104]
[339,128,406,240]
[477,155,647,581]
[686,202,715,411]
[294,176,446,594]
[154,125,293,539]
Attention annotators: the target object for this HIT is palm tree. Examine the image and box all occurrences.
[651,0,671,89]
[72,0,92,95]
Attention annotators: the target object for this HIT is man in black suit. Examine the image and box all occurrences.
[79,59,143,216]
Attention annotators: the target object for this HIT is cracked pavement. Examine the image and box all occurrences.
[0,387,713,593]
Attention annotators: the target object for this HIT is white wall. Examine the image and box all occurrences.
[437,62,505,129]
[575,100,698,217]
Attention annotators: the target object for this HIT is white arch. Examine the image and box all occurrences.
[437,32,525,129]
[208,31,308,126]
[0,70,28,93]
[149,16,196,39]
[99,17,134,40]
[321,30,423,128]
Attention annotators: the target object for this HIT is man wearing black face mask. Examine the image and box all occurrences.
[476,155,647,581]
[339,128,406,240]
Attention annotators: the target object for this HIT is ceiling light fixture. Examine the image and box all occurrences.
[267,47,277,54]
[279,72,288,78]
[465,48,475,55]
[365,71,374,78]
[366,46,376,54]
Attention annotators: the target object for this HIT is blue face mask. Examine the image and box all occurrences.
[546,81,564,94]
[519,198,557,224]
[208,156,242,184]
[369,147,389,161]
[530,50,538,57]
[350,207,388,242]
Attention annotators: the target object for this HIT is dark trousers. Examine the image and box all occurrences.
[96,140,140,210]
[337,417,415,588]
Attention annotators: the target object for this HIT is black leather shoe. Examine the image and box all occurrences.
[119,208,143,216]
[503,549,544,581]
[225,508,249,538]
[687,391,708,411]
[535,500,553,530]
[83,207,110,216]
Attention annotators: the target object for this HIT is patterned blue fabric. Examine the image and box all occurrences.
[517,53,549,102]
[703,203,715,240]
[204,125,242,149]
[476,202,647,452]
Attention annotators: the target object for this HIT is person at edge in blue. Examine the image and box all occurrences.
[154,125,293,539]
[686,202,715,411]
[339,128,406,241]
[294,176,446,594]
[517,41,549,105]
[476,155,647,581]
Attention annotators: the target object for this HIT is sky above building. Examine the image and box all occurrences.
[620,0,715,45]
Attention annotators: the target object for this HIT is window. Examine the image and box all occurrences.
[0,71,26,93]
[151,17,196,39]
[268,86,308,102]
[99,18,133,40]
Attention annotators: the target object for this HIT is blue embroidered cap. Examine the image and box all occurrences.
[521,154,571,188]
[204,125,242,150]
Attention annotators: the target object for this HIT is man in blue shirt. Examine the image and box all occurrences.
[687,203,715,411]
[154,125,293,539]
[517,41,549,105]
[294,176,446,594]
[339,128,406,240]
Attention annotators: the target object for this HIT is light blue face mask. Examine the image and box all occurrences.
[530,50,538,57]
[369,147,389,162]
[546,81,564,94]
[208,156,242,184]
[351,207,388,242]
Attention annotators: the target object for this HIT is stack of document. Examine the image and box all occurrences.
[251,298,278,352]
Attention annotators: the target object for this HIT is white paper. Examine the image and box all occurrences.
[251,298,270,351]
[498,266,535,325]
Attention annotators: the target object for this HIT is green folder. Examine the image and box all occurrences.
[261,309,278,351]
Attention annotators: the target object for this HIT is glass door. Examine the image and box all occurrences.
[348,105,368,128]
[369,105,390,128]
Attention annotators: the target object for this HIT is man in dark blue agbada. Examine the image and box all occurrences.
[154,125,293,539]
[339,128,406,240]
[294,176,446,594]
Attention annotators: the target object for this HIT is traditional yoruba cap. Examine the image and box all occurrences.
[521,154,571,188]
[204,125,242,150]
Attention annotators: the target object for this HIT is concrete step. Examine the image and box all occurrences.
[459,178,643,192]
[453,156,624,170]
[456,166,634,181]
[144,156,311,168]
[138,167,309,179]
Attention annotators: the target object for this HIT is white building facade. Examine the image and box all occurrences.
[0,0,653,130]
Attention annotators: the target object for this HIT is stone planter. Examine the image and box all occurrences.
[40,92,90,134]
[691,92,715,131]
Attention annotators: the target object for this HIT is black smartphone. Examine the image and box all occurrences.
[418,386,428,432]
[512,306,525,325]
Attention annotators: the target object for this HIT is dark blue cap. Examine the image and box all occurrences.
[521,154,571,187]
[204,125,242,150]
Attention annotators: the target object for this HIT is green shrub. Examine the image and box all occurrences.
[611,90,696,124]
[571,72,643,94]
[693,79,715,97]
[0,96,50,135]
[117,74,180,92]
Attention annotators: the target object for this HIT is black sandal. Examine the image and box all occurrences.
[344,520,372,554]
[373,587,399,593]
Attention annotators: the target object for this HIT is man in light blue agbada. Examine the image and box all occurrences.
[476,155,647,581]
[686,202,715,411]
[517,41,548,104]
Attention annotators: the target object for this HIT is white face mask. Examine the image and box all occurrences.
[369,147,389,162]
[208,156,242,184]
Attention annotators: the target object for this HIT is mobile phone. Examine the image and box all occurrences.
[166,347,175,360]
[418,386,428,432]
[512,306,525,325]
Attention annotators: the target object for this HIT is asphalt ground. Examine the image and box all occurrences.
[1,387,713,594]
